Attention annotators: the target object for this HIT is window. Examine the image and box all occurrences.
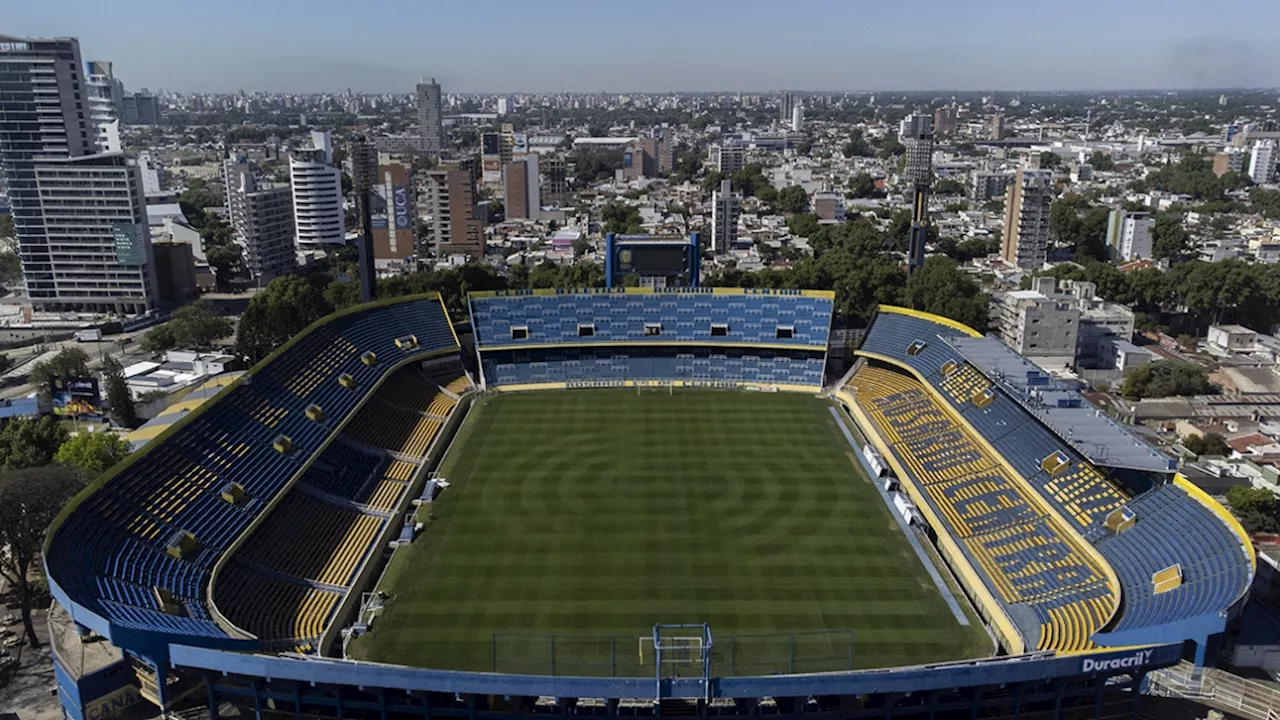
[511,326,529,340]
[577,324,595,337]
[711,324,729,337]
[776,326,794,339]
[644,323,662,336]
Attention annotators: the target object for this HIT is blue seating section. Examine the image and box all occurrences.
[470,290,833,349]
[855,307,1254,644]
[301,440,387,500]
[482,346,826,389]
[46,298,459,642]
[1098,485,1252,630]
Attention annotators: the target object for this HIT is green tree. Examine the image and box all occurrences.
[140,323,177,354]
[572,237,592,258]
[1224,485,1279,534]
[205,243,244,290]
[0,465,89,646]
[235,275,333,363]
[1120,362,1214,400]
[1184,432,1230,457]
[168,302,234,348]
[600,202,643,235]
[904,257,990,333]
[932,178,967,195]
[0,415,70,469]
[0,214,12,239]
[777,185,810,214]
[29,347,90,392]
[1089,151,1116,172]
[1151,214,1192,260]
[841,132,874,158]
[847,172,878,199]
[1039,152,1063,170]
[54,432,132,473]
[102,356,137,428]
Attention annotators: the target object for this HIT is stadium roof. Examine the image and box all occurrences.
[948,336,1175,473]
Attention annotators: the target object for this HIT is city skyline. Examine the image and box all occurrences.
[10,0,1280,94]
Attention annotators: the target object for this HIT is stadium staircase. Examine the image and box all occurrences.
[1147,661,1280,720]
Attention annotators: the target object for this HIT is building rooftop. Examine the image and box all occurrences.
[948,335,1175,472]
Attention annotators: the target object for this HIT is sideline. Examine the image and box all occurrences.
[827,406,970,627]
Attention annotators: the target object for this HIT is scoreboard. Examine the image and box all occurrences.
[605,234,700,288]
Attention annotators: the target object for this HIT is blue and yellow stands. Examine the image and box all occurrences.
[44,295,460,642]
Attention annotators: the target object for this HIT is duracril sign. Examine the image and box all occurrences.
[1081,648,1154,674]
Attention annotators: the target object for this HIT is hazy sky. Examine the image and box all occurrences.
[11,0,1280,93]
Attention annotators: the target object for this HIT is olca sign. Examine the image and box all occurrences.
[1081,648,1154,674]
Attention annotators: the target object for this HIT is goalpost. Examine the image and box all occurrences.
[642,624,713,700]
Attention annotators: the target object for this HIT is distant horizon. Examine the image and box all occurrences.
[10,0,1280,94]
[142,86,1280,97]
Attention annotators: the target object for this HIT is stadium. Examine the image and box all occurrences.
[43,290,1255,720]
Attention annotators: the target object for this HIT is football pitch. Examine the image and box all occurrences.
[348,389,990,674]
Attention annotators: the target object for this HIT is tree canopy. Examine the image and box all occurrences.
[29,347,90,393]
[1224,485,1279,534]
[144,302,233,353]
[235,275,332,363]
[776,185,809,214]
[0,465,88,646]
[54,432,132,473]
[1120,362,1214,400]
[1184,432,1230,457]
[102,355,137,428]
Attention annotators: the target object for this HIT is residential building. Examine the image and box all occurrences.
[137,152,167,196]
[791,103,804,133]
[345,137,378,194]
[711,144,746,174]
[85,60,124,152]
[812,192,845,222]
[0,36,160,313]
[369,160,415,270]
[1213,149,1246,177]
[122,91,161,124]
[994,278,1079,367]
[1069,281,1136,368]
[480,131,503,184]
[289,130,345,248]
[503,156,541,220]
[540,156,568,206]
[933,105,958,136]
[1001,168,1053,269]
[990,114,1004,140]
[1208,325,1258,354]
[1114,211,1154,262]
[1249,140,1276,185]
[623,138,657,179]
[496,97,511,115]
[971,171,1011,202]
[152,241,198,305]
[224,159,296,285]
[710,179,740,253]
[779,91,795,124]
[415,77,444,154]
[33,153,158,313]
[423,163,484,259]
[652,125,676,176]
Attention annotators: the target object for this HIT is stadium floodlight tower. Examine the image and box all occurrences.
[348,135,379,302]
[900,113,935,275]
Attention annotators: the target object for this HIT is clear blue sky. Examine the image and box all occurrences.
[11,0,1280,93]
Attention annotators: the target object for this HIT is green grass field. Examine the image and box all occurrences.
[348,390,989,675]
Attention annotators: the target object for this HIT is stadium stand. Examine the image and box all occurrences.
[216,561,340,647]
[233,492,385,587]
[846,305,1255,657]
[470,289,834,392]
[44,295,461,644]
[847,365,1115,652]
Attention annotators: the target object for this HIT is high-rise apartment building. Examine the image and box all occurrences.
[540,156,568,207]
[711,144,746,174]
[0,35,159,313]
[779,91,795,124]
[971,171,1012,202]
[1249,140,1276,185]
[224,160,296,285]
[933,106,958,136]
[1001,169,1053,270]
[710,179,740,254]
[990,114,1005,140]
[289,131,345,248]
[503,156,540,220]
[791,104,804,133]
[415,78,444,154]
[423,164,484,259]
[34,154,157,313]
[85,60,124,152]
[122,91,161,125]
